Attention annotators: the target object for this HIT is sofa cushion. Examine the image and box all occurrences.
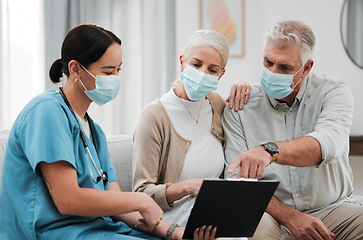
[107,135,133,192]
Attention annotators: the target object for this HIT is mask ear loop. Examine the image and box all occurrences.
[79,63,96,78]
[78,77,89,91]
[291,77,303,90]
[291,62,307,90]
[78,63,96,92]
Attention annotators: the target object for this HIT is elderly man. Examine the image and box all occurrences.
[223,20,363,239]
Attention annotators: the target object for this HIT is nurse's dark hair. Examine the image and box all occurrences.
[49,24,121,83]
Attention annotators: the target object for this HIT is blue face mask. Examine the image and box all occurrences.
[181,65,219,101]
[79,64,121,105]
[260,65,304,99]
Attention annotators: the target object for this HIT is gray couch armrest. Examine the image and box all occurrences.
[107,135,133,192]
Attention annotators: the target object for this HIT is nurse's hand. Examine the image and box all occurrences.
[192,225,217,240]
[135,192,164,231]
[176,225,217,240]
[226,80,251,112]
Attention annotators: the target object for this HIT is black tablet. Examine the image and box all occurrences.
[182,178,279,238]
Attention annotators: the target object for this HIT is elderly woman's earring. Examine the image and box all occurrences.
[75,78,77,82]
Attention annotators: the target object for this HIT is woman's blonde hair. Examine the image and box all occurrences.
[173,30,229,89]
[182,29,229,70]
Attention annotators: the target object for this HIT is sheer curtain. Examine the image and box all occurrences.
[0,0,45,131]
[44,0,177,135]
[0,0,7,129]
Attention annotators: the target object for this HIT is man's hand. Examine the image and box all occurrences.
[227,146,271,179]
[268,198,335,240]
[226,80,251,112]
[283,211,335,240]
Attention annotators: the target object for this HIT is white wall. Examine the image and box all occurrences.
[176,0,363,135]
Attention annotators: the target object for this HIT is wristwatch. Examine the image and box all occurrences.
[261,142,279,163]
[166,223,179,240]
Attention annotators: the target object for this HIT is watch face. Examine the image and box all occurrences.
[265,142,279,153]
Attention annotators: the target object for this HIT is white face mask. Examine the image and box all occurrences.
[79,63,121,105]
[181,65,219,101]
[260,64,304,99]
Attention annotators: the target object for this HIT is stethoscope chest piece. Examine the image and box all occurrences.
[97,172,108,184]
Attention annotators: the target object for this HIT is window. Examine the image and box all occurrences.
[0,0,44,130]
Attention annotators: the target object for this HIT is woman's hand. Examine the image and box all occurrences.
[226,80,251,112]
[166,178,206,204]
[171,225,217,240]
[172,226,185,240]
[187,179,205,197]
[193,225,217,240]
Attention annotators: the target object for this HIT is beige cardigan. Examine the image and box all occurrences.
[132,92,226,210]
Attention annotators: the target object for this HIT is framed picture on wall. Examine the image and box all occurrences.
[199,0,245,58]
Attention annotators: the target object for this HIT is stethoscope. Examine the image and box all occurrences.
[59,87,108,184]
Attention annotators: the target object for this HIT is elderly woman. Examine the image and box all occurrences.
[132,30,250,231]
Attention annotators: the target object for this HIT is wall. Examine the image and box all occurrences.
[350,156,363,195]
[176,0,363,135]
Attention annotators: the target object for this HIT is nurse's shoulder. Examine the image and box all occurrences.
[14,90,72,130]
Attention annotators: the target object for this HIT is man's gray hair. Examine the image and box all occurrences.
[264,20,316,64]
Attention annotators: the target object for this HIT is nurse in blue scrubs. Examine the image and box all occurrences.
[0,24,214,240]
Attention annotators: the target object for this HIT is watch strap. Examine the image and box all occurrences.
[166,223,179,240]
[261,142,279,163]
[270,153,278,162]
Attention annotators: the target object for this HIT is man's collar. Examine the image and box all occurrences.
[295,75,309,102]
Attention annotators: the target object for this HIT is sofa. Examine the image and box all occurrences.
[0,131,134,192]
[1,130,362,205]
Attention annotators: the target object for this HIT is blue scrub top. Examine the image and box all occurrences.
[0,90,159,240]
